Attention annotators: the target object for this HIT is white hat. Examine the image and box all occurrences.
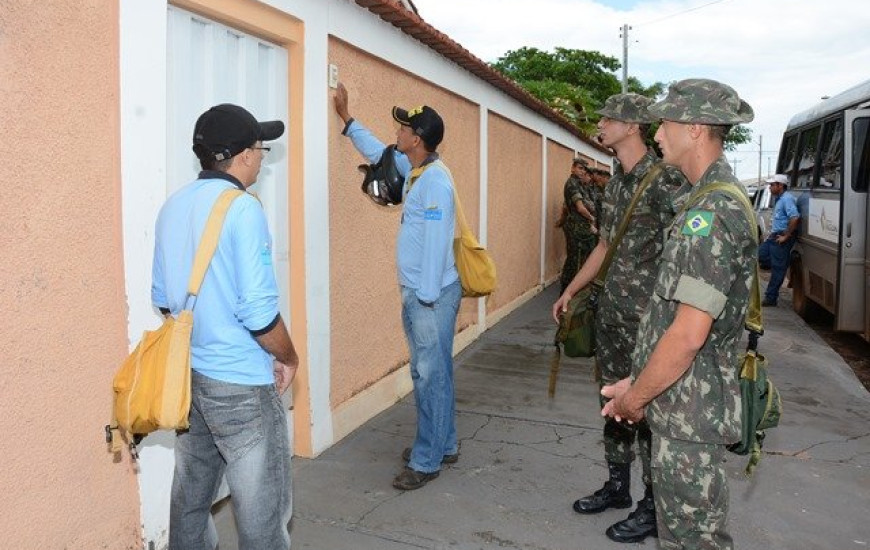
[766,174,788,185]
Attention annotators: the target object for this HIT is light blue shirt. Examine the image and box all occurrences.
[344,120,459,303]
[771,191,800,233]
[151,176,279,385]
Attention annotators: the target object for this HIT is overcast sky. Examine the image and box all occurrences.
[410,0,870,181]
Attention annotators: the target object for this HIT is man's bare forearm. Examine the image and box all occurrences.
[255,315,299,367]
[622,304,712,412]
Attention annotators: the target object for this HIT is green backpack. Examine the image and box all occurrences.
[679,182,783,475]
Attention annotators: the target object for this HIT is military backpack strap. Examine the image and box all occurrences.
[593,163,664,288]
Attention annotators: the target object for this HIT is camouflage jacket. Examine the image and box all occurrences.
[597,151,689,328]
[632,156,756,444]
[563,176,597,236]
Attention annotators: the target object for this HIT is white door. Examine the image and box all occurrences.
[167,5,291,324]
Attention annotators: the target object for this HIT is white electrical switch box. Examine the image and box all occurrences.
[328,64,339,88]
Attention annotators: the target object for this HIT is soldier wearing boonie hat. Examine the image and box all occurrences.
[556,156,599,295]
[601,79,757,549]
[554,92,689,544]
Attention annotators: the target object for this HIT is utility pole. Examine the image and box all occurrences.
[757,135,763,185]
[731,157,742,178]
[620,24,631,93]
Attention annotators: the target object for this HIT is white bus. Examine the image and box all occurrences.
[776,79,870,342]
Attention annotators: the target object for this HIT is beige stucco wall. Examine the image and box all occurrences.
[486,113,544,311]
[546,140,576,282]
[328,39,481,407]
[0,1,140,548]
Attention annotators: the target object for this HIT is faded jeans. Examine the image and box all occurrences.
[758,233,795,304]
[401,280,462,473]
[169,370,291,550]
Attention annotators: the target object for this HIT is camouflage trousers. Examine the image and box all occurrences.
[559,225,597,293]
[652,436,732,550]
[595,323,652,486]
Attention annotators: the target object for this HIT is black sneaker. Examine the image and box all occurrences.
[392,467,439,490]
[402,447,459,464]
[761,298,777,307]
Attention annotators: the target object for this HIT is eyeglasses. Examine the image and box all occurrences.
[250,146,271,154]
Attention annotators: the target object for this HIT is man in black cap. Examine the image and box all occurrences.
[334,83,461,491]
[152,103,298,550]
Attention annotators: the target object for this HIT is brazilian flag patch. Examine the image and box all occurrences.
[682,210,714,237]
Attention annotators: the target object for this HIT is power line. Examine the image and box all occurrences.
[638,0,731,26]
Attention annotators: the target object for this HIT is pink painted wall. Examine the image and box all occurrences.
[486,113,544,311]
[328,39,480,406]
[546,141,575,282]
[0,2,140,548]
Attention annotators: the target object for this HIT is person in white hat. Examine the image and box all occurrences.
[758,173,800,306]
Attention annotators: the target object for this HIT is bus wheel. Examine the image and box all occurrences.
[790,253,808,317]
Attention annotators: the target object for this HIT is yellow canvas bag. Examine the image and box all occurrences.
[451,185,496,298]
[408,160,496,298]
[106,189,242,457]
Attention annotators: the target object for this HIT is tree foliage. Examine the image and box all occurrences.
[723,124,752,151]
[489,46,750,148]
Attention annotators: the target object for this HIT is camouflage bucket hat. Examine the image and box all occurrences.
[648,78,754,124]
[595,93,655,123]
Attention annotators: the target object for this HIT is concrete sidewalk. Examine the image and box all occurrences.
[220,284,870,550]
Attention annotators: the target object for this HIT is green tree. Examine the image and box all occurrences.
[723,124,752,151]
[490,47,751,149]
[490,47,661,135]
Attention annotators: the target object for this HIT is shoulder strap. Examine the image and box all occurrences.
[187,189,245,297]
[678,181,763,336]
[594,163,664,285]
[424,160,469,235]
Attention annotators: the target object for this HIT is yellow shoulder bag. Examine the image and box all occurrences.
[106,189,243,458]
[408,160,496,298]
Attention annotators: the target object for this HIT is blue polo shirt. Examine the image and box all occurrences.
[771,191,800,233]
[344,120,458,303]
[151,172,279,385]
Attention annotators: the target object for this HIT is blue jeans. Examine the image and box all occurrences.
[170,371,291,550]
[401,280,462,473]
[758,234,795,303]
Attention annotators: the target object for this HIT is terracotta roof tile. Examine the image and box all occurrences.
[352,0,610,154]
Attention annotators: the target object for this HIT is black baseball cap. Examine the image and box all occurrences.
[192,104,284,161]
[392,105,444,149]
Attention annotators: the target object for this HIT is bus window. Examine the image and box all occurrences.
[853,117,870,192]
[779,133,798,182]
[818,118,843,189]
[794,125,820,189]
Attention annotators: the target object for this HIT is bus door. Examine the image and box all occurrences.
[838,110,870,332]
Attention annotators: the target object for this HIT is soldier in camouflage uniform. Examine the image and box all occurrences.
[558,159,599,292]
[553,93,689,544]
[602,79,756,550]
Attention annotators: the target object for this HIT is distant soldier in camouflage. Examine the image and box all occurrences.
[602,79,756,550]
[557,158,599,292]
[553,93,688,544]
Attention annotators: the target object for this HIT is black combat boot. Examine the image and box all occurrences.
[605,484,658,543]
[572,462,633,514]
